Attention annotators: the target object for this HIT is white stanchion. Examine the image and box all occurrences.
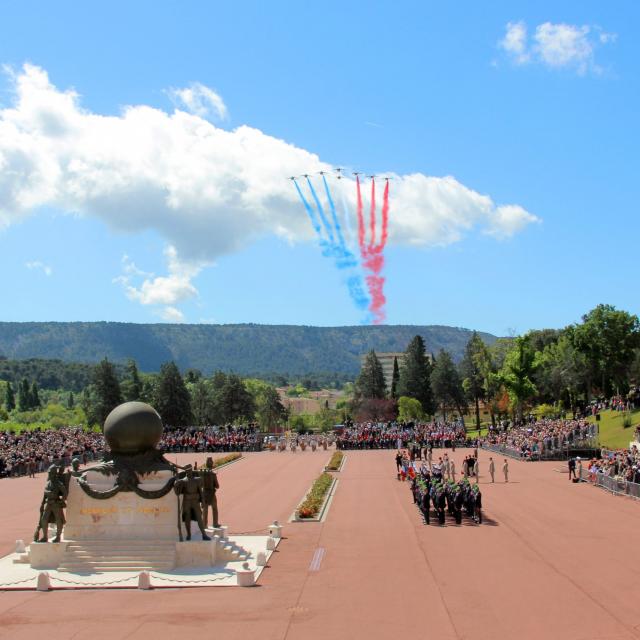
[236,561,256,587]
[138,571,152,590]
[36,571,51,591]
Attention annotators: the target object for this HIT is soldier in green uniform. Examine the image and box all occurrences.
[35,465,68,543]
[201,457,221,529]
[174,465,211,541]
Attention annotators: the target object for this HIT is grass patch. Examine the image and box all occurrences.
[326,451,344,471]
[584,409,640,450]
[296,472,333,519]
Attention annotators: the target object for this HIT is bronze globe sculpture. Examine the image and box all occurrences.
[103,401,163,454]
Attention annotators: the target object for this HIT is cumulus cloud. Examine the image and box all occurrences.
[499,21,615,74]
[0,64,539,316]
[114,249,202,320]
[168,82,227,120]
[158,306,185,323]
[25,260,52,276]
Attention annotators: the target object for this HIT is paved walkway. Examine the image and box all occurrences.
[1,449,640,640]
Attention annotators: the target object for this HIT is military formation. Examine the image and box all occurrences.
[411,472,483,526]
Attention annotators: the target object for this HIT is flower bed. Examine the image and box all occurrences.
[212,452,242,468]
[296,472,334,519]
[325,451,344,471]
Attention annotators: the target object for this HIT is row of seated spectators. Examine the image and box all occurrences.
[336,421,469,450]
[0,427,104,478]
[158,425,261,453]
[0,424,262,478]
[481,418,597,459]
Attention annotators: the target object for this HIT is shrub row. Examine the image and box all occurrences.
[212,452,242,468]
[326,451,344,471]
[296,472,334,519]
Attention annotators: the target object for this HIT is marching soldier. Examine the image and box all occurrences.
[503,459,509,483]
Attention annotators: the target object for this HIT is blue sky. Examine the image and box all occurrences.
[0,0,637,336]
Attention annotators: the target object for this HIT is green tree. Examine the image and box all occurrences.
[390,356,400,399]
[67,390,75,410]
[570,304,640,397]
[4,381,15,412]
[499,336,537,423]
[534,334,586,411]
[18,378,31,412]
[91,358,123,425]
[122,359,143,402]
[217,374,255,423]
[255,385,288,431]
[397,396,424,422]
[356,350,386,399]
[460,332,488,431]
[190,378,216,425]
[398,336,434,414]
[431,350,466,422]
[154,361,192,426]
[30,382,41,408]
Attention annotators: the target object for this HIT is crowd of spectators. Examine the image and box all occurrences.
[582,444,640,485]
[159,425,261,453]
[481,418,597,459]
[0,427,104,478]
[336,421,469,450]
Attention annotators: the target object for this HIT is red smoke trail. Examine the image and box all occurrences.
[356,175,366,252]
[369,177,376,251]
[353,176,389,325]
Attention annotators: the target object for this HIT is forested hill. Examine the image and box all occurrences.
[0,322,498,376]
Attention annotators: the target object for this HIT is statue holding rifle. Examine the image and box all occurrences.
[34,465,68,543]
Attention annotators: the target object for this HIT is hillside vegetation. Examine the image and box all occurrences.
[0,322,497,376]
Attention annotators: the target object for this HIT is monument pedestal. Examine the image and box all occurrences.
[64,471,178,541]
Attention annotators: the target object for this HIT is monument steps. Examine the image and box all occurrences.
[58,540,176,572]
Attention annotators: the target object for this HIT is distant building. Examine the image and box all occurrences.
[360,352,405,391]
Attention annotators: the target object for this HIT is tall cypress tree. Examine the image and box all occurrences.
[5,381,15,412]
[390,356,400,399]
[67,390,75,410]
[398,336,434,415]
[356,350,387,399]
[18,378,31,412]
[30,382,41,408]
[154,361,193,426]
[431,349,466,422]
[93,358,123,425]
[460,332,488,430]
[123,359,143,402]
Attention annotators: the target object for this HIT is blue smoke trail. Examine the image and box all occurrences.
[293,179,330,256]
[322,175,347,250]
[306,177,335,245]
[292,176,371,315]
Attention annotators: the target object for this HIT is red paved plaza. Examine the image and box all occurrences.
[1,449,639,640]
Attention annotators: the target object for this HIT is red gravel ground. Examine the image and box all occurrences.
[1,448,640,640]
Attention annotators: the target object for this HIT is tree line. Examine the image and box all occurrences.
[354,304,640,428]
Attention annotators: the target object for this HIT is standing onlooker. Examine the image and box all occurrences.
[503,459,509,482]
[488,457,495,483]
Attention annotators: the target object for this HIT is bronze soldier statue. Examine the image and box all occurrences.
[34,465,68,543]
[174,465,211,541]
[201,457,221,529]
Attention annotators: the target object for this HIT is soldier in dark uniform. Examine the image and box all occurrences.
[201,457,221,529]
[174,465,211,541]
[35,465,68,543]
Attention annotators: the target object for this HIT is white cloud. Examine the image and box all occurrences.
[1,64,539,317]
[115,247,202,307]
[500,21,530,65]
[499,21,615,74]
[25,260,52,276]
[168,82,227,121]
[158,306,185,323]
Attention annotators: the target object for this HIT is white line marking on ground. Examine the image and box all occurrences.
[309,547,325,572]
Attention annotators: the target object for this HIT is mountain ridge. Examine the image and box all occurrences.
[0,322,499,375]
